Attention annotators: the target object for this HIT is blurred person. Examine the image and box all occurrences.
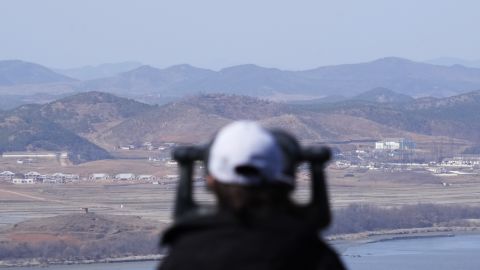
[159,121,345,270]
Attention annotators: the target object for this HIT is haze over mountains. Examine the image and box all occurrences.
[2,57,480,106]
[0,60,75,86]
[54,61,143,80]
[426,57,480,69]
[74,57,480,98]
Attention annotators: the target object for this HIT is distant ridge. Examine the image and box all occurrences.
[73,57,480,98]
[426,57,480,69]
[294,89,480,143]
[54,61,143,80]
[0,60,75,86]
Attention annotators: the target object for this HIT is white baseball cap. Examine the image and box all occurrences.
[208,121,293,186]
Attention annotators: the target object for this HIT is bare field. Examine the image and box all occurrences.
[1,164,480,233]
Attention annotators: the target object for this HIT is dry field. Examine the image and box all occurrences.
[1,159,480,234]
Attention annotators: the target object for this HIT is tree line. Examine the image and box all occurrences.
[327,203,480,235]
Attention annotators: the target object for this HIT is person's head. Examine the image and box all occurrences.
[206,121,295,212]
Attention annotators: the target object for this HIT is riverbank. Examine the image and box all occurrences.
[0,254,164,268]
[328,226,480,253]
[2,226,480,268]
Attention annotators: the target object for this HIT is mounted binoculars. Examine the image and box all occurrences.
[171,129,332,229]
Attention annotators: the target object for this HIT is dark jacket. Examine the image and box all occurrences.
[158,210,346,270]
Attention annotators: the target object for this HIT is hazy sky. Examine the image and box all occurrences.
[1,0,480,70]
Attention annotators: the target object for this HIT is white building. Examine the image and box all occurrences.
[0,171,15,181]
[166,160,178,167]
[115,173,136,181]
[12,178,34,184]
[2,151,68,159]
[90,173,110,181]
[25,171,41,181]
[137,175,156,181]
[375,138,416,150]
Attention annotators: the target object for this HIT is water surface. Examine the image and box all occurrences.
[9,234,480,270]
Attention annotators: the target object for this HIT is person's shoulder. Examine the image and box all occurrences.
[161,211,237,245]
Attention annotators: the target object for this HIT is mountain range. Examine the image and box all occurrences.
[3,57,480,103]
[73,58,480,98]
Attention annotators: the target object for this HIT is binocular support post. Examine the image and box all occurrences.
[302,147,332,229]
[172,146,204,220]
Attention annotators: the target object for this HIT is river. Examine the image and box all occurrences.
[9,234,480,270]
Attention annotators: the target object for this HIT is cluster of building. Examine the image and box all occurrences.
[1,151,69,165]
[0,171,79,184]
[332,137,480,177]
[118,142,177,151]
[374,138,416,151]
[0,171,160,185]
[89,173,157,181]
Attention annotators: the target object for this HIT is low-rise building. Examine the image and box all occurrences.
[137,174,156,181]
[25,171,41,181]
[90,173,110,181]
[375,138,416,151]
[115,173,136,181]
[12,178,34,184]
[0,171,15,182]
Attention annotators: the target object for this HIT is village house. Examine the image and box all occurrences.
[0,171,15,182]
[114,173,136,181]
[65,174,80,182]
[119,145,135,150]
[166,160,178,167]
[89,173,110,181]
[143,142,155,151]
[24,171,41,182]
[12,178,34,184]
[137,174,156,181]
[442,155,480,167]
[375,138,416,151]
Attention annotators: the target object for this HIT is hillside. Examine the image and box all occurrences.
[294,90,480,143]
[99,93,439,146]
[0,104,111,163]
[0,213,164,263]
[352,87,414,103]
[97,94,280,144]
[40,91,154,137]
[0,60,75,86]
[1,90,477,160]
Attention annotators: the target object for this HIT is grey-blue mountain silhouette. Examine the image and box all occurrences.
[54,61,143,80]
[426,57,480,69]
[0,60,75,86]
[75,57,480,98]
